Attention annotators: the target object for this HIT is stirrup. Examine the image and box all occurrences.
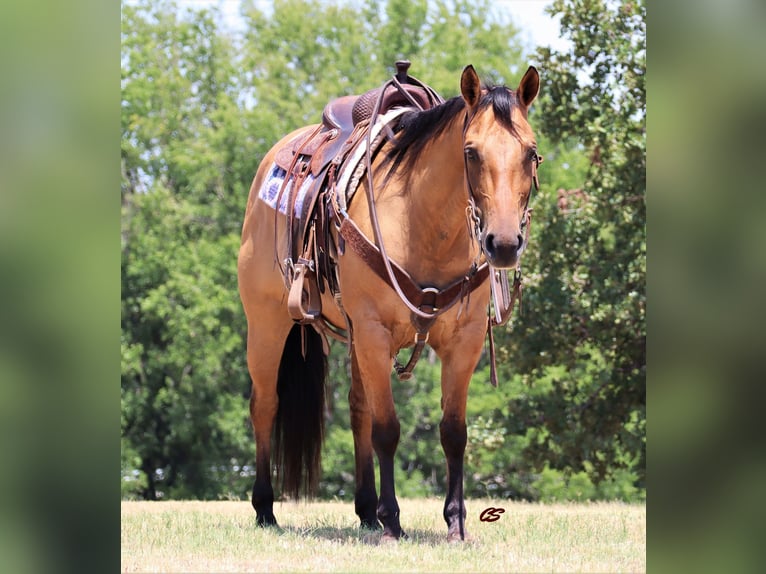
[287,260,322,323]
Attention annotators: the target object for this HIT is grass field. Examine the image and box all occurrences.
[121,499,645,573]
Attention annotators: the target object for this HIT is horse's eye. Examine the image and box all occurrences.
[464,147,479,161]
[528,148,539,162]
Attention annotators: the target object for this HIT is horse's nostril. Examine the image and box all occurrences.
[517,234,524,250]
[485,234,496,255]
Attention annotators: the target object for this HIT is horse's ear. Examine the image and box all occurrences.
[517,66,540,109]
[460,65,482,110]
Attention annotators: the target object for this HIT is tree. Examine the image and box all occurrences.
[122,185,254,499]
[121,2,255,499]
[493,0,646,494]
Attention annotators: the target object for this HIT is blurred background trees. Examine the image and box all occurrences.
[121,0,645,502]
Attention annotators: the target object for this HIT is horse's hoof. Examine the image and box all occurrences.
[381,529,407,543]
[256,514,279,528]
[447,530,472,543]
[360,518,382,531]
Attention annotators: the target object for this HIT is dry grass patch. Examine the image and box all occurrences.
[121,499,645,573]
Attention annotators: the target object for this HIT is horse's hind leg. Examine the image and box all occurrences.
[245,309,292,527]
[349,353,381,530]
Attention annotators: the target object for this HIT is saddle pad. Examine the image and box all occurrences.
[258,163,316,217]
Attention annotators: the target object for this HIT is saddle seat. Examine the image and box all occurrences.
[322,94,358,134]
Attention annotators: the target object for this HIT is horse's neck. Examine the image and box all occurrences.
[385,121,480,284]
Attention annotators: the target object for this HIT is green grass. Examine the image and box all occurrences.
[121,499,645,573]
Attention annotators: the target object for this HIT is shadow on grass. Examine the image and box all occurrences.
[279,524,457,546]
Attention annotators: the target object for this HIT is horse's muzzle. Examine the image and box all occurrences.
[483,232,523,269]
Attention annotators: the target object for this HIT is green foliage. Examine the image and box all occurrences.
[122,186,253,499]
[490,0,645,492]
[121,0,645,502]
[121,438,148,499]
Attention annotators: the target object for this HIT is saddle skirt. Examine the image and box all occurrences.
[255,106,411,262]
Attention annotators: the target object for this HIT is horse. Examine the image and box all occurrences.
[237,63,542,542]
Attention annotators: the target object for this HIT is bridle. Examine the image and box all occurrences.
[462,101,543,271]
[460,94,544,328]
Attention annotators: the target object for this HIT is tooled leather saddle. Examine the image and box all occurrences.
[272,61,442,329]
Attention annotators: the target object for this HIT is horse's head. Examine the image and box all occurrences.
[461,65,541,269]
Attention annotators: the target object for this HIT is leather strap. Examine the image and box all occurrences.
[273,123,323,278]
[488,316,499,387]
[339,217,490,315]
[360,75,450,321]
[287,224,322,323]
[395,331,430,381]
[395,290,437,380]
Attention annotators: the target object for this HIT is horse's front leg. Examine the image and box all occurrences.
[435,323,487,542]
[352,328,404,541]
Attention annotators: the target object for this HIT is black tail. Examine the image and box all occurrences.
[273,324,327,499]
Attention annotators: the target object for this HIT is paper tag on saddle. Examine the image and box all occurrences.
[258,164,316,217]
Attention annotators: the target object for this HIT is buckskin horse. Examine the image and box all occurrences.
[237,61,542,542]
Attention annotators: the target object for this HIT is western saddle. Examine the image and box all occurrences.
[274,61,443,335]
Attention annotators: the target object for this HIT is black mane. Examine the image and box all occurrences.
[384,85,520,178]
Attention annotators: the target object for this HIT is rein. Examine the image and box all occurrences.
[361,65,449,322]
